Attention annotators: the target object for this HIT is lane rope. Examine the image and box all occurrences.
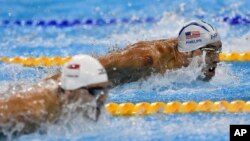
[0,15,249,28]
[105,100,250,116]
[0,17,157,28]
[0,52,250,67]
[0,56,72,67]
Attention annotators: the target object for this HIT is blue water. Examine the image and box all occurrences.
[0,0,250,141]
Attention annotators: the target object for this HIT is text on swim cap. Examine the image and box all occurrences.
[66,74,79,78]
[98,68,106,75]
[186,39,202,44]
[66,64,80,78]
[211,33,218,40]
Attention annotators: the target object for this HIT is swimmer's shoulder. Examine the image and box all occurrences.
[156,38,178,46]
[128,38,178,48]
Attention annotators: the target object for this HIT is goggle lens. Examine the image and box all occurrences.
[200,45,222,55]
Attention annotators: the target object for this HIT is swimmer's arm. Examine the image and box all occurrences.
[0,95,33,124]
[98,48,156,71]
[0,90,60,132]
[43,44,158,81]
[45,52,145,81]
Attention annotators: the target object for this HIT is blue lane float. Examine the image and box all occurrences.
[223,15,250,25]
[0,17,158,28]
[0,15,249,28]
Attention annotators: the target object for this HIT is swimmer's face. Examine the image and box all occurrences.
[190,41,222,81]
[63,82,110,121]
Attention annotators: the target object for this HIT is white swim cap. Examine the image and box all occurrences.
[177,20,220,52]
[60,55,108,90]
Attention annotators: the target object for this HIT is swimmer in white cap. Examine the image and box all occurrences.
[98,20,222,84]
[0,55,110,136]
[49,20,222,85]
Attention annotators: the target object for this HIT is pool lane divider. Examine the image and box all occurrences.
[105,100,250,116]
[0,56,72,67]
[0,52,250,67]
[0,15,249,28]
[0,17,157,28]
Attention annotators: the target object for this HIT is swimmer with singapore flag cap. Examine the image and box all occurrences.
[0,55,111,136]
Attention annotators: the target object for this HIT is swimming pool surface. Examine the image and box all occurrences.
[0,0,250,141]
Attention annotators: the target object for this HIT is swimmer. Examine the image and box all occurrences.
[0,55,110,136]
[49,20,222,85]
[98,20,222,84]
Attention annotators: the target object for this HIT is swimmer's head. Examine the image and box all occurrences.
[61,54,109,90]
[177,20,220,52]
[60,54,111,121]
[177,20,222,81]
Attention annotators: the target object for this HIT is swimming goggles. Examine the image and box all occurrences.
[58,86,109,96]
[82,86,108,96]
[200,45,222,56]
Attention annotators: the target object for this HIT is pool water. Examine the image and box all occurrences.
[0,0,250,141]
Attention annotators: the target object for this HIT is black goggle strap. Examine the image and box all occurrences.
[58,86,108,96]
[81,87,108,97]
[82,87,107,109]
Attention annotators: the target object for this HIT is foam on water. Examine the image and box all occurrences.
[0,63,59,98]
[14,112,250,141]
[109,57,240,104]
[224,32,250,53]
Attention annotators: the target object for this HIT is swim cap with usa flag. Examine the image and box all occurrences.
[177,20,220,52]
[60,54,108,90]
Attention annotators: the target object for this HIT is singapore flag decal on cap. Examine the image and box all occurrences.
[66,64,80,77]
[67,64,80,69]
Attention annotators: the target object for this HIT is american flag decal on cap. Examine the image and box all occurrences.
[185,31,200,39]
[67,64,80,69]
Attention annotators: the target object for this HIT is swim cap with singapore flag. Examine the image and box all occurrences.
[60,54,108,90]
[177,20,220,52]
